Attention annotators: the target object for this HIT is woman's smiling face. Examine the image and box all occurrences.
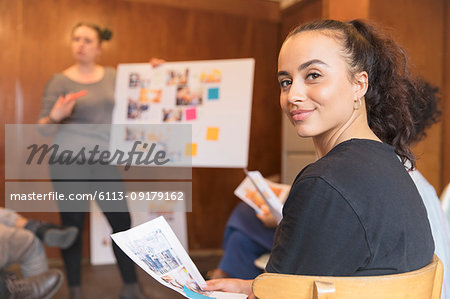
[278,30,362,140]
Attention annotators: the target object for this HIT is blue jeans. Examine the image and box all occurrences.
[218,203,275,279]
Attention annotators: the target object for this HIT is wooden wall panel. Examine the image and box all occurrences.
[123,0,280,22]
[443,0,450,192]
[369,0,444,192]
[322,0,369,20]
[0,0,21,209]
[281,0,322,40]
[3,0,281,256]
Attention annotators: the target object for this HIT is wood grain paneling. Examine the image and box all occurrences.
[281,0,322,40]
[443,0,450,192]
[123,0,280,22]
[322,0,369,20]
[369,0,444,192]
[2,0,281,256]
[0,0,21,207]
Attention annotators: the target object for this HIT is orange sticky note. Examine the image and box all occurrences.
[185,143,197,156]
[206,127,220,141]
[67,90,88,101]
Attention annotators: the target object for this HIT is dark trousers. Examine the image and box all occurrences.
[59,211,137,286]
[50,163,137,287]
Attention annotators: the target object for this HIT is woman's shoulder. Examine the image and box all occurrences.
[308,139,395,172]
[47,72,69,84]
[327,138,395,159]
[295,139,400,189]
[44,72,73,93]
[101,66,116,85]
[104,66,116,76]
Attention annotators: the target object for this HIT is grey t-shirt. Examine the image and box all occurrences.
[39,67,116,153]
[39,67,116,124]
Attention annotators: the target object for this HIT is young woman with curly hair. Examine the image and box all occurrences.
[205,19,435,297]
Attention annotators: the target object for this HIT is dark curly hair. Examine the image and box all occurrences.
[286,19,440,169]
[72,22,113,43]
[407,80,441,144]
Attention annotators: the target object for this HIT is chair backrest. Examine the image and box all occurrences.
[252,254,443,299]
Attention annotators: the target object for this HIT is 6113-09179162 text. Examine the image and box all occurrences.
[9,191,185,201]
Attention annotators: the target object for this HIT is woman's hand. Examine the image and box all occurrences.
[40,90,87,124]
[256,205,278,228]
[150,57,165,68]
[204,278,253,295]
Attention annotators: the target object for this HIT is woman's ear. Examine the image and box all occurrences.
[353,71,368,98]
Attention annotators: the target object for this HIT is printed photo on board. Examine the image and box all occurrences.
[167,69,189,86]
[175,85,203,106]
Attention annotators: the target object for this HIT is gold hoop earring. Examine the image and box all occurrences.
[353,97,362,110]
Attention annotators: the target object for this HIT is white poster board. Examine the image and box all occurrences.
[112,59,254,168]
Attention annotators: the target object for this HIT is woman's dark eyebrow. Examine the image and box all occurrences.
[277,71,289,77]
[299,59,328,70]
[277,59,328,77]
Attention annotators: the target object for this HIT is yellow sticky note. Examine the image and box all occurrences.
[185,143,197,156]
[206,127,220,141]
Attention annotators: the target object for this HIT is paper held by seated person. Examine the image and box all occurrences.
[111,216,247,299]
[235,170,290,223]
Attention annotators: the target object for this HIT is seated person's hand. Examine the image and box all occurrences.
[256,204,278,228]
[150,57,165,68]
[204,278,253,296]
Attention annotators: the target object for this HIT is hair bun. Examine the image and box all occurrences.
[101,28,113,41]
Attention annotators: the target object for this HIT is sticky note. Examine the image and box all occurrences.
[207,87,219,100]
[67,90,87,101]
[206,127,219,141]
[185,108,197,121]
[185,143,197,156]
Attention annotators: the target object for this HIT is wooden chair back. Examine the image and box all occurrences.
[252,254,443,299]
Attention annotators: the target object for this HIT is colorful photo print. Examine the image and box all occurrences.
[129,72,141,88]
[124,126,184,163]
[125,127,165,143]
[162,108,183,122]
[127,89,161,120]
[167,69,189,86]
[147,89,162,103]
[127,96,149,120]
[199,69,222,83]
[244,185,283,211]
[161,267,204,294]
[175,85,203,106]
[125,126,145,141]
[127,229,182,276]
